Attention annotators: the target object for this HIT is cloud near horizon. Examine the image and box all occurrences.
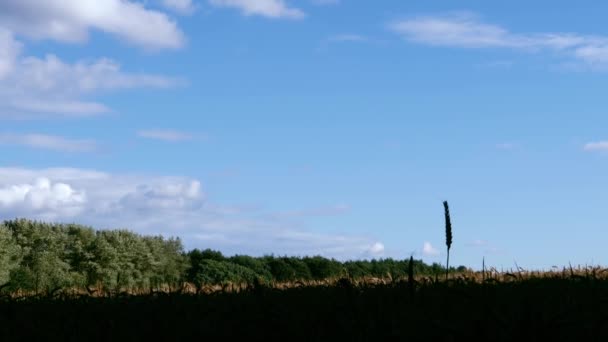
[422,241,440,256]
[0,167,384,260]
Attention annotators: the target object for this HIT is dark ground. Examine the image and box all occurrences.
[1,277,608,341]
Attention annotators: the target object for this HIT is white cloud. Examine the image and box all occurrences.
[0,167,382,259]
[574,46,608,65]
[162,0,197,14]
[366,242,385,256]
[0,33,179,118]
[0,133,97,152]
[0,0,185,50]
[391,14,518,48]
[209,0,305,19]
[584,141,608,152]
[5,100,109,117]
[390,12,608,68]
[422,241,440,256]
[137,129,194,142]
[11,55,177,94]
[0,177,86,219]
[0,29,21,79]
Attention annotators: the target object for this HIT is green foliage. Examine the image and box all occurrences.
[1,219,187,294]
[228,255,272,281]
[188,259,260,286]
[199,249,225,261]
[303,256,343,280]
[0,224,20,287]
[0,218,466,295]
[265,257,310,281]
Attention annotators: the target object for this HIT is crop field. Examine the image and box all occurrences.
[2,268,608,341]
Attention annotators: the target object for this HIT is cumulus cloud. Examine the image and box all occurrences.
[366,242,385,257]
[0,0,185,49]
[117,180,203,213]
[0,133,97,152]
[390,12,608,68]
[0,167,382,259]
[0,33,179,118]
[137,129,194,142]
[209,0,305,19]
[422,241,440,256]
[0,177,86,219]
[584,141,608,152]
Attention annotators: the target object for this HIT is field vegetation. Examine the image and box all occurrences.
[0,218,464,297]
[1,218,607,340]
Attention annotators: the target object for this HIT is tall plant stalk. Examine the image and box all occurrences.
[443,201,452,281]
[408,255,414,299]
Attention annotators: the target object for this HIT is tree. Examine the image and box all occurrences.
[303,256,343,280]
[229,255,272,281]
[0,224,20,290]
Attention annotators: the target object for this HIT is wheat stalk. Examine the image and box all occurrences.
[408,255,414,299]
[443,201,452,281]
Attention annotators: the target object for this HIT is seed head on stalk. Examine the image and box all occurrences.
[443,201,452,280]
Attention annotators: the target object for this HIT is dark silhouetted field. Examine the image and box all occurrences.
[2,269,608,341]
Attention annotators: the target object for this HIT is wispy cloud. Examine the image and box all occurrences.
[209,0,305,19]
[584,141,608,152]
[390,12,608,68]
[0,133,97,153]
[0,30,180,119]
[137,129,195,142]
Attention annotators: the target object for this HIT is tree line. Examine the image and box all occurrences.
[0,218,466,295]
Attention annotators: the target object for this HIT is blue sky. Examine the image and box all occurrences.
[1,0,608,270]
